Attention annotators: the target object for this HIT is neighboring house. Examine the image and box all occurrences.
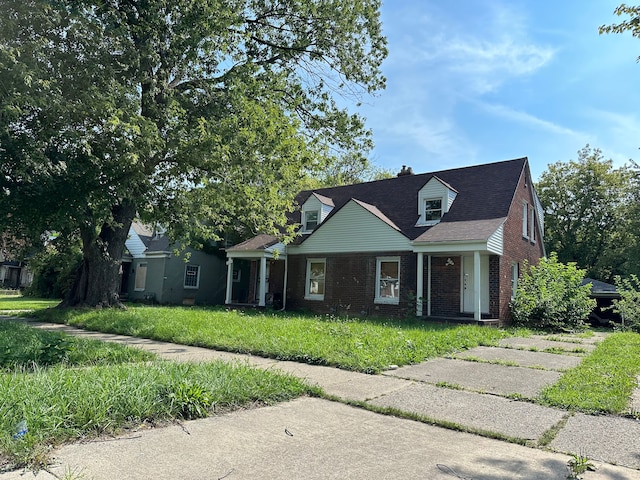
[0,259,33,289]
[121,222,227,305]
[225,158,545,326]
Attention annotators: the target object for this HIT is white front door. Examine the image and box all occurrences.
[462,255,489,314]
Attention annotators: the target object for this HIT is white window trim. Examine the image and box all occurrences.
[522,201,529,239]
[134,263,147,291]
[416,192,445,227]
[305,258,326,301]
[375,256,400,305]
[302,210,319,233]
[184,264,200,289]
[510,263,519,300]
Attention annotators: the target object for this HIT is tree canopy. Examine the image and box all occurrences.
[537,145,638,282]
[0,0,387,306]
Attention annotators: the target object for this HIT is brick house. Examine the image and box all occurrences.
[225,158,545,325]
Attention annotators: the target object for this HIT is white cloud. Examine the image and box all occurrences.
[390,2,556,95]
[477,102,586,138]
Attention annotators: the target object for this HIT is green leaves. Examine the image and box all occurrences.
[1,0,387,305]
[537,145,636,282]
[511,253,596,332]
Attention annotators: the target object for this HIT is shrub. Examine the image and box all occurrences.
[611,274,640,332]
[23,243,82,299]
[511,253,595,332]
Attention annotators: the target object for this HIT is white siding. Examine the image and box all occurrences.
[487,224,504,255]
[126,227,148,258]
[416,177,457,225]
[290,200,411,254]
[302,194,334,223]
[447,188,457,211]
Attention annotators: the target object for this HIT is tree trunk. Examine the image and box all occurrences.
[62,199,136,308]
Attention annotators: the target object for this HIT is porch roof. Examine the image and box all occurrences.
[411,217,506,254]
[226,234,286,259]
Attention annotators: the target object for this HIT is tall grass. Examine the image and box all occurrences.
[539,332,640,413]
[0,320,154,369]
[33,306,517,373]
[0,361,315,468]
[0,295,60,311]
[0,320,315,469]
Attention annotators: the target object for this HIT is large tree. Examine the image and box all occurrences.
[537,146,635,282]
[0,0,387,307]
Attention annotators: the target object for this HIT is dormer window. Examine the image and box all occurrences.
[304,210,319,231]
[424,199,442,222]
[415,176,457,227]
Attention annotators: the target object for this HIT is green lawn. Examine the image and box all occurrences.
[0,295,60,312]
[0,320,315,469]
[32,305,518,373]
[539,331,640,414]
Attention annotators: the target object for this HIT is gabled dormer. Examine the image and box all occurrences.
[301,193,335,233]
[415,175,458,227]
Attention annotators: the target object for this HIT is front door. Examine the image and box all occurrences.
[462,255,489,314]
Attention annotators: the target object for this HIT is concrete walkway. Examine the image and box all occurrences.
[3,319,640,480]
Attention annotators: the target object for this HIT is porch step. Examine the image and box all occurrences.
[424,316,500,327]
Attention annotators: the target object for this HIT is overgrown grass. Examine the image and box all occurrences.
[0,320,154,369]
[538,332,640,414]
[0,361,315,469]
[0,295,60,312]
[0,320,315,469]
[32,306,520,373]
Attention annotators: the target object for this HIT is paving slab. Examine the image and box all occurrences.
[385,357,561,398]
[453,346,583,371]
[369,382,566,441]
[498,336,596,353]
[551,413,640,470]
[44,396,634,480]
[269,360,411,402]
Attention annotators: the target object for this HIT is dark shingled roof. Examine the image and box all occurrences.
[289,158,528,241]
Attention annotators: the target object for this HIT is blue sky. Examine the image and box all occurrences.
[358,0,640,180]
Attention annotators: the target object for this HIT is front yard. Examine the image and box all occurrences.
[30,305,517,373]
[4,296,640,469]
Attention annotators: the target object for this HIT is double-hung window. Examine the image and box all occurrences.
[510,263,519,300]
[305,259,325,300]
[424,199,442,223]
[375,257,400,304]
[304,211,319,232]
[529,206,536,243]
[184,265,200,289]
[522,202,529,239]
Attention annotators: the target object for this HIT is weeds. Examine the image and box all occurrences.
[31,306,515,373]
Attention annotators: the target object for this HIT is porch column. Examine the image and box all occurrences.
[427,255,432,316]
[416,252,424,316]
[473,250,481,321]
[225,258,234,304]
[281,256,288,310]
[258,257,267,307]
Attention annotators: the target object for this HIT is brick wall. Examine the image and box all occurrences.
[286,251,416,317]
[499,168,545,323]
[430,256,461,316]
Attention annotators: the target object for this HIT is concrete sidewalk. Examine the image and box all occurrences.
[3,319,640,479]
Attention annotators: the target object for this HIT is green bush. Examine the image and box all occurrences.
[511,253,595,332]
[612,274,640,332]
[23,243,82,299]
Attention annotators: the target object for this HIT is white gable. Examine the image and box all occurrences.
[300,193,334,232]
[125,226,148,258]
[416,176,457,226]
[290,200,411,254]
